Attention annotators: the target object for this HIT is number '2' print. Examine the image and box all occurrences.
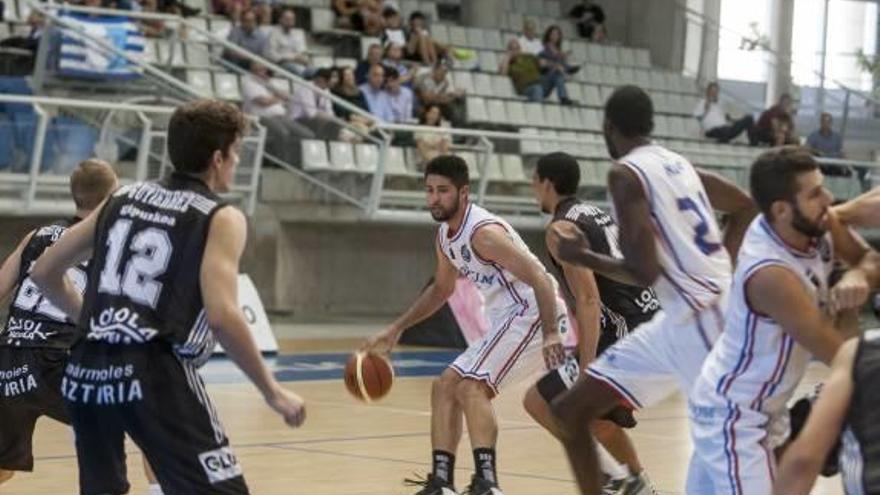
[98,219,172,309]
[676,193,721,255]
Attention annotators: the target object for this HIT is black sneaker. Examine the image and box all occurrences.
[461,475,503,495]
[404,474,457,495]
[565,64,581,75]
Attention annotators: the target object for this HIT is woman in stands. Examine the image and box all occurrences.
[332,0,384,36]
[540,25,580,76]
[414,105,451,169]
[331,66,375,142]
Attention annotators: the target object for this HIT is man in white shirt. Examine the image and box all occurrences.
[517,18,544,56]
[241,60,315,165]
[267,8,314,78]
[291,68,341,140]
[693,82,757,145]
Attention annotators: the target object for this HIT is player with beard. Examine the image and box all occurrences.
[686,147,878,494]
[523,151,659,494]
[362,155,571,495]
[546,85,756,495]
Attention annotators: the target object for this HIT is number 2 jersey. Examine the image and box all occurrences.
[78,173,226,364]
[550,197,659,338]
[616,144,731,317]
[1,219,87,350]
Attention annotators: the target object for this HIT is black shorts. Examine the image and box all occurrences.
[64,341,248,495]
[0,346,70,471]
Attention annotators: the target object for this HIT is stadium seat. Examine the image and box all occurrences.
[328,141,357,171]
[186,70,214,97]
[505,100,527,126]
[483,29,503,51]
[466,27,486,49]
[213,73,241,101]
[486,98,508,125]
[524,102,545,128]
[209,18,232,38]
[501,154,528,183]
[634,49,651,68]
[486,153,504,181]
[543,104,562,129]
[431,24,450,45]
[453,71,476,94]
[310,8,335,32]
[490,75,515,99]
[456,151,480,179]
[354,143,379,173]
[466,96,489,122]
[385,146,411,177]
[301,139,330,171]
[519,127,541,155]
[618,47,636,67]
[448,26,468,47]
[185,43,212,68]
[473,72,493,96]
[478,50,500,72]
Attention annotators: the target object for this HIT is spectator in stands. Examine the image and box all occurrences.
[332,66,376,141]
[213,0,249,22]
[540,25,580,75]
[359,64,394,121]
[383,42,414,86]
[692,81,756,145]
[241,59,314,165]
[253,0,273,36]
[518,19,544,55]
[332,0,383,36]
[568,0,606,42]
[806,112,844,158]
[0,10,44,68]
[137,0,169,38]
[291,67,341,140]
[754,92,795,146]
[416,61,465,127]
[414,104,450,168]
[268,8,314,78]
[381,6,405,46]
[224,9,269,68]
[385,67,413,123]
[405,11,443,65]
[499,38,572,104]
[355,42,382,85]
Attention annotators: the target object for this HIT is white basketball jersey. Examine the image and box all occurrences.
[437,203,560,322]
[696,216,833,418]
[616,144,731,316]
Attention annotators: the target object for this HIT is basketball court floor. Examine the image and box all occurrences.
[6,323,847,494]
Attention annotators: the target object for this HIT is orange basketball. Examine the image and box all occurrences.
[344,352,394,402]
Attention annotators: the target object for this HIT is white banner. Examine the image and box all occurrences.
[214,274,278,354]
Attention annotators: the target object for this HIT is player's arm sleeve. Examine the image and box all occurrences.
[773,338,856,495]
[31,209,99,321]
[547,222,601,362]
[747,265,844,364]
[0,230,34,302]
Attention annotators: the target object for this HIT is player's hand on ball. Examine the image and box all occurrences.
[541,331,566,370]
[360,328,397,355]
[831,268,870,313]
[266,386,307,428]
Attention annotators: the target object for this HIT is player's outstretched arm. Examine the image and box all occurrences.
[834,186,880,228]
[362,242,458,353]
[773,338,856,495]
[201,206,305,428]
[697,168,757,261]
[552,164,659,287]
[472,224,564,368]
[546,222,601,367]
[747,265,845,365]
[31,210,100,321]
[0,230,34,301]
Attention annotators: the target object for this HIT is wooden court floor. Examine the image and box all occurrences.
[7,357,846,494]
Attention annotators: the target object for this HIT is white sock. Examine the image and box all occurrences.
[147,484,164,495]
[596,441,628,480]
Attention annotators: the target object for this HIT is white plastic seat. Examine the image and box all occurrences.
[479,50,500,72]
[185,70,213,97]
[473,73,493,96]
[328,141,357,171]
[486,154,504,181]
[543,104,563,129]
[448,26,468,47]
[213,73,241,101]
[506,101,527,126]
[524,102,545,127]
[486,98,508,125]
[501,154,528,183]
[466,96,489,122]
[301,140,330,171]
[354,143,379,172]
[385,147,410,176]
[453,71,476,94]
[466,27,486,49]
[490,75,515,99]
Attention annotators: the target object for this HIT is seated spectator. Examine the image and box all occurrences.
[416,61,465,127]
[806,112,843,158]
[540,25,580,75]
[754,93,795,146]
[385,67,413,123]
[355,42,382,85]
[290,67,340,140]
[268,9,314,78]
[224,10,268,68]
[136,0,169,38]
[241,60,314,165]
[380,6,405,46]
[568,0,606,42]
[517,19,544,55]
[692,82,756,144]
[359,64,394,121]
[332,66,376,141]
[253,0,274,36]
[0,11,44,73]
[332,0,383,35]
[213,0,250,22]
[383,42,414,86]
[415,104,450,168]
[500,38,572,104]
[404,11,444,65]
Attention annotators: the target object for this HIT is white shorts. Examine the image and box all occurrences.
[585,297,726,409]
[450,306,571,395]
[686,403,779,495]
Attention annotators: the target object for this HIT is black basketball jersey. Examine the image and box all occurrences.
[1,219,87,350]
[550,197,660,336]
[841,330,880,494]
[78,173,226,364]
